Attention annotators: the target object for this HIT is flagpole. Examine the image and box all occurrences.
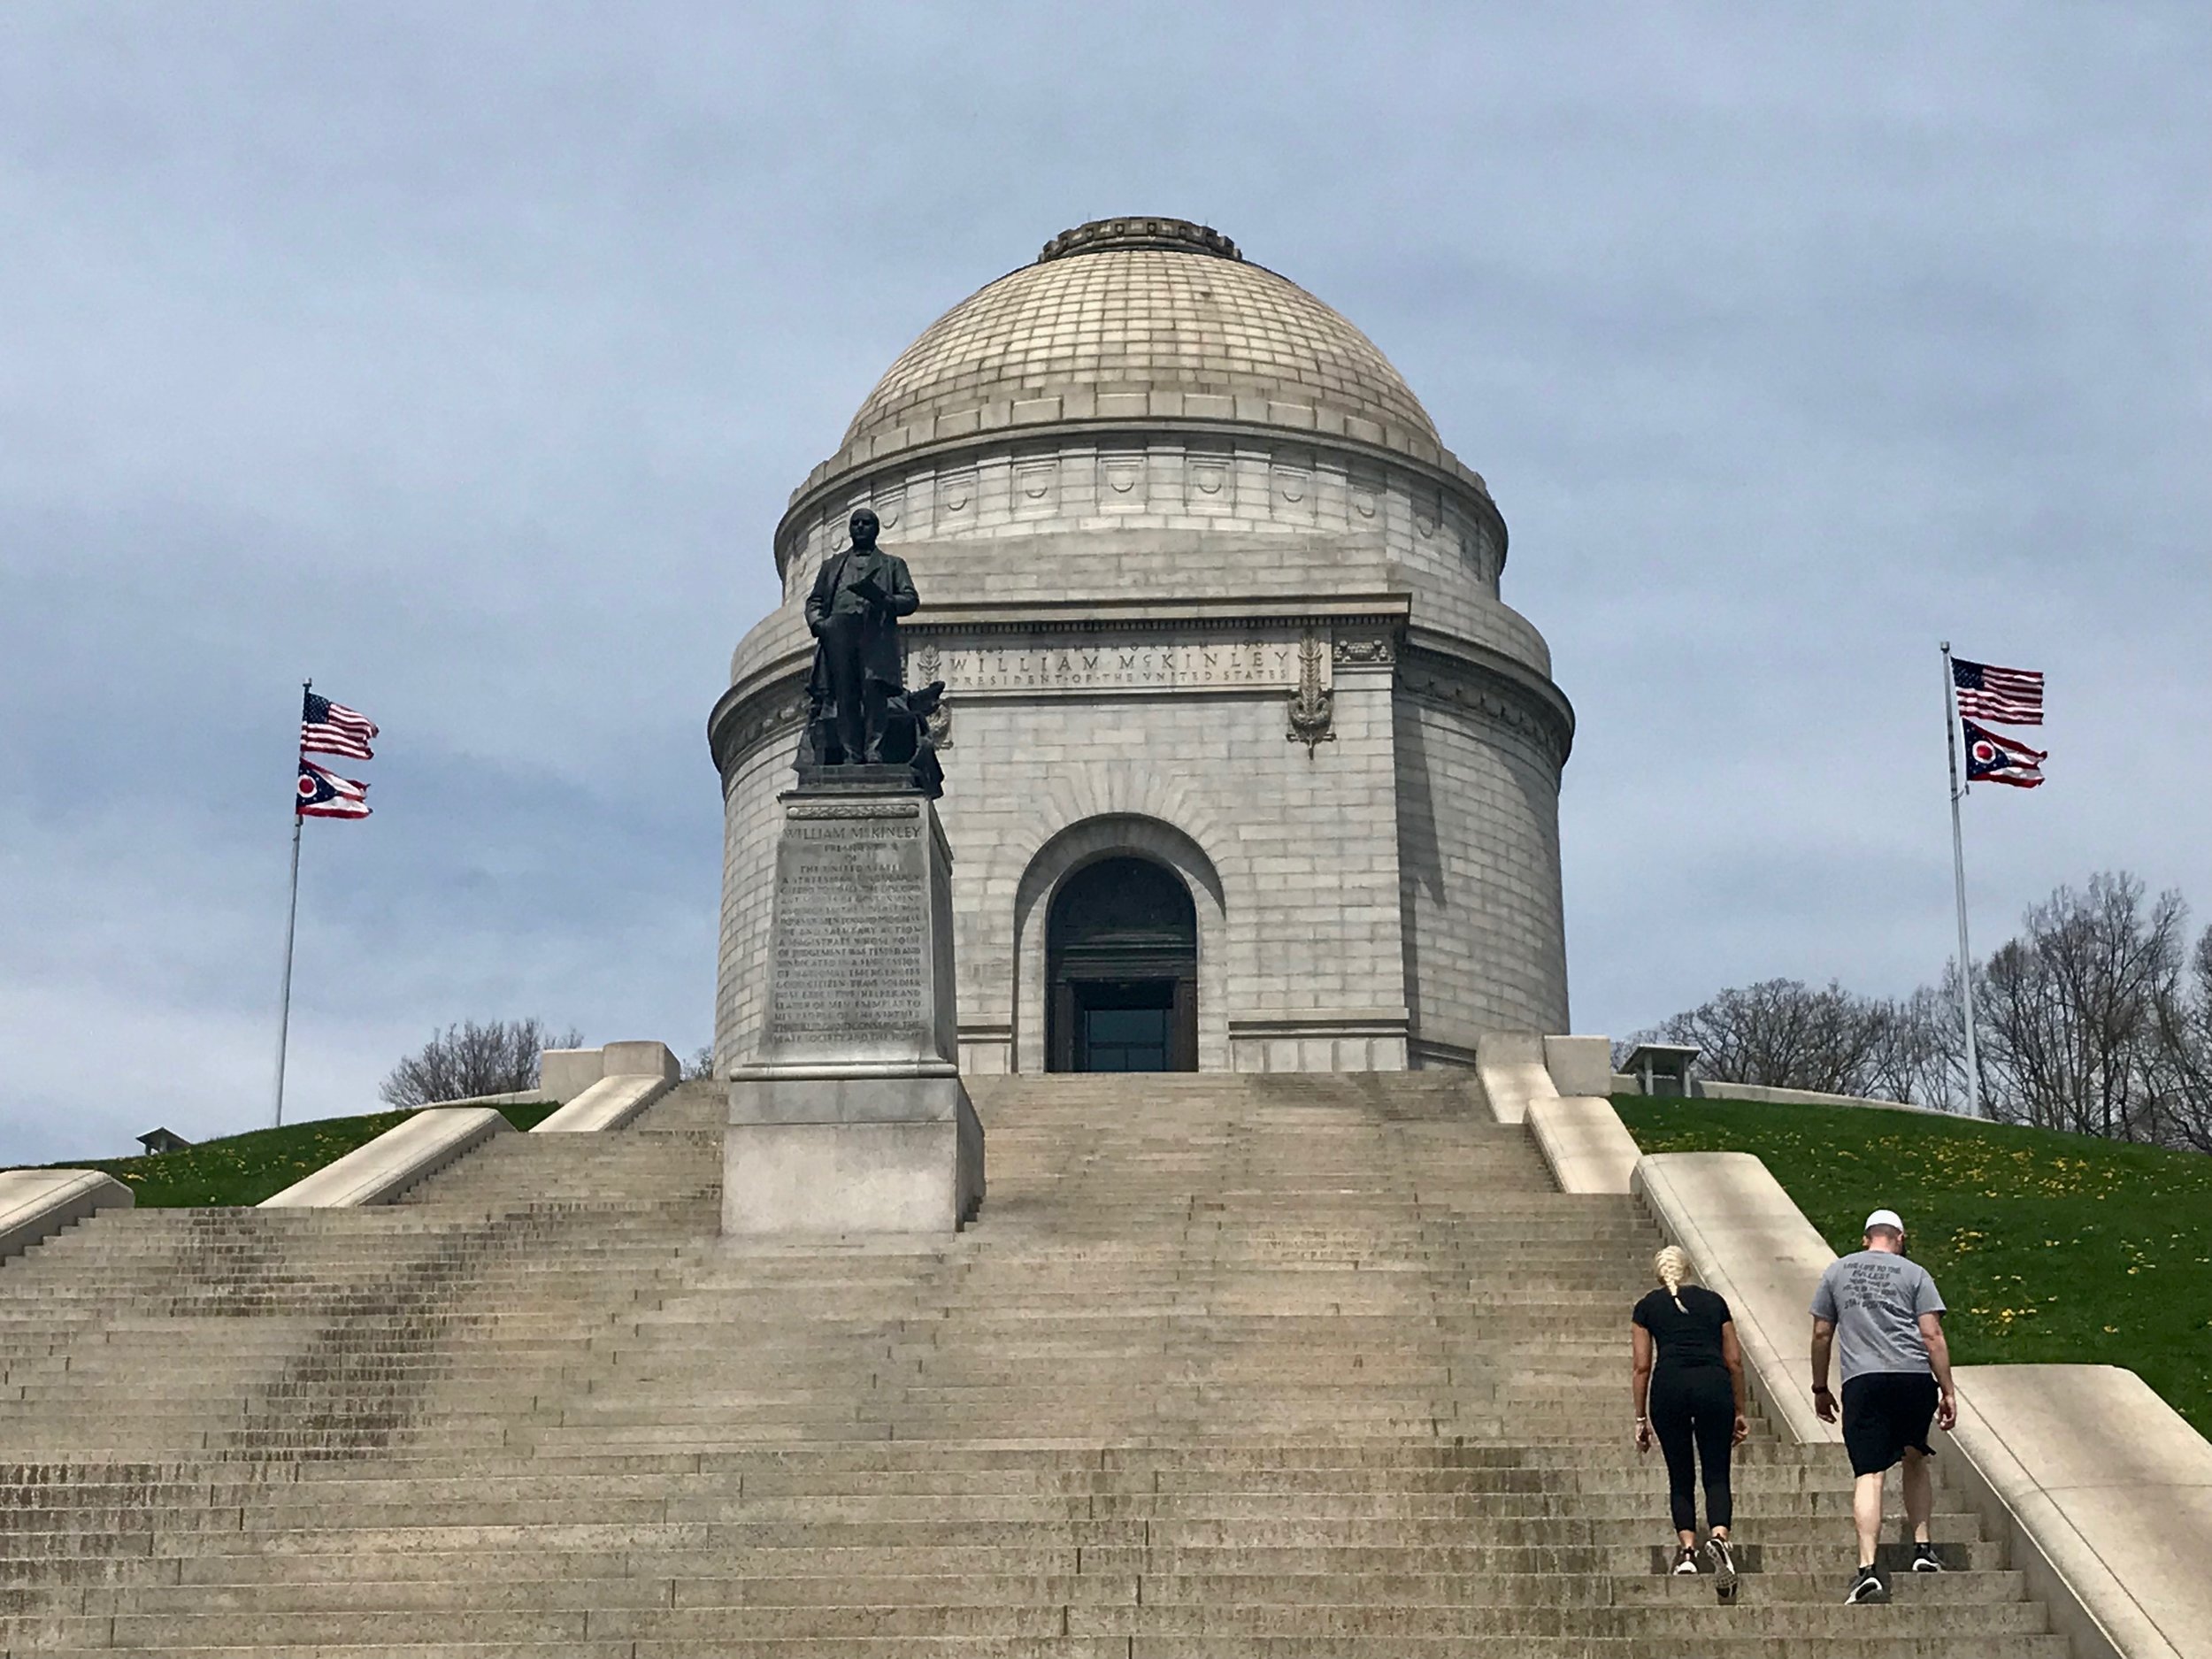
[274,679,308,1129]
[1940,643,1982,1118]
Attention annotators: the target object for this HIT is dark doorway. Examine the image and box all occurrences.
[1047,856,1198,1072]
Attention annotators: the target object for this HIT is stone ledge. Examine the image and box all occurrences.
[419,1087,549,1110]
[780,418,1499,543]
[0,1169,133,1264]
[724,1111,984,1234]
[532,1071,675,1133]
[539,1041,680,1106]
[1948,1364,2212,1659]
[259,1108,511,1208]
[1473,1032,1552,1125]
[1525,1095,1641,1195]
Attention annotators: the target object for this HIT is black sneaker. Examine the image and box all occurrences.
[1911,1542,1945,1572]
[1846,1564,1889,1604]
[1671,1545,1700,1575]
[1705,1536,1739,1591]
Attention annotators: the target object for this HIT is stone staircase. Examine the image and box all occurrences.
[2,1073,2062,1655]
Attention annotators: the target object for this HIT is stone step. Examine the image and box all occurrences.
[73,1512,1993,1557]
[0,1463,1886,1507]
[0,1595,2059,1646]
[81,1539,2002,1584]
[6,1646,2077,1659]
[0,1071,2052,1655]
[51,1566,2028,1617]
[0,1442,1846,1482]
[0,1485,1993,1533]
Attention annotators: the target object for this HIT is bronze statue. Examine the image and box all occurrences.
[800,508,941,794]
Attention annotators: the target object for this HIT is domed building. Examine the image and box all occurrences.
[709,218,1573,1075]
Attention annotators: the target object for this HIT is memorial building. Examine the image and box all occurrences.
[710,218,1574,1077]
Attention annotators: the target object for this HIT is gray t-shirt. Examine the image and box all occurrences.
[1810,1249,1947,1383]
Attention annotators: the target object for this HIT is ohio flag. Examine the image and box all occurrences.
[296,757,372,819]
[1962,718,2046,789]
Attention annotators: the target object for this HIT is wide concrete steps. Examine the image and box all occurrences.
[0,1072,2055,1656]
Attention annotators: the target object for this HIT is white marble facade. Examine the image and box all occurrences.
[710,218,1573,1075]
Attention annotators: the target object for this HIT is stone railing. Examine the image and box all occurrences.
[0,1169,134,1264]
[263,1041,683,1207]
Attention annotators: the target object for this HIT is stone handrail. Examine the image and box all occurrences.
[1473,1032,1554,1125]
[1525,1094,1641,1195]
[1,1169,134,1264]
[539,1041,680,1105]
[533,1041,681,1133]
[259,1107,511,1208]
[1486,1033,1640,1193]
[533,1071,675,1133]
[1947,1364,2212,1659]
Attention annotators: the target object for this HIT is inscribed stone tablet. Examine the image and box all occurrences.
[767,808,930,1044]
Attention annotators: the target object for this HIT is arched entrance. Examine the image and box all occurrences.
[1046,856,1198,1071]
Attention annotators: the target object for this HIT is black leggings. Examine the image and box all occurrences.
[1650,1363,1735,1534]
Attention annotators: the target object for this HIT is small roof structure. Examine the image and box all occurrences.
[135,1126,193,1156]
[1621,1042,1701,1097]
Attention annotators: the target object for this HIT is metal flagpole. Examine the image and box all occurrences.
[1940,643,1982,1118]
[274,679,308,1128]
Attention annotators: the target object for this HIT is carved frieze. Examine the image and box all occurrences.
[715,684,810,775]
[1397,647,1574,770]
[1333,634,1395,666]
[910,635,1305,695]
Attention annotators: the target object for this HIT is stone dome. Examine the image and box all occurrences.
[837,217,1443,467]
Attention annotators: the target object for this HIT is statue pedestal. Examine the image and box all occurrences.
[724,782,984,1235]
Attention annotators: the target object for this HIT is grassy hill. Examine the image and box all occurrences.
[56,1102,560,1208]
[1616,1095,2212,1439]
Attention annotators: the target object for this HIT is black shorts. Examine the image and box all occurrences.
[1841,1371,1939,1476]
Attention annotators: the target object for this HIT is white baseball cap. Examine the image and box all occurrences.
[1864,1209,1906,1234]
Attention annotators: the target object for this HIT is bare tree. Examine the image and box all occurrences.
[684,1046,716,1082]
[1863,979,1969,1112]
[1635,978,1889,1094]
[1978,873,2185,1141]
[379,1018,586,1108]
[2144,926,2212,1151]
[1635,870,2212,1148]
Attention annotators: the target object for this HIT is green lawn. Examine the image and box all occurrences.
[55,1102,560,1208]
[1615,1095,2212,1439]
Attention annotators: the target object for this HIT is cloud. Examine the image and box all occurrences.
[2,4,2207,1159]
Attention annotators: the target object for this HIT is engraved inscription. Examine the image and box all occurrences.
[768,820,928,1039]
[912,639,1301,692]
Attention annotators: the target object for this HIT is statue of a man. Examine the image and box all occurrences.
[802,508,919,768]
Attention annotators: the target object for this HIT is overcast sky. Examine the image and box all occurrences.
[3,4,2206,1164]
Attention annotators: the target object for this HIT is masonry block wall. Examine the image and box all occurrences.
[710,219,1575,1076]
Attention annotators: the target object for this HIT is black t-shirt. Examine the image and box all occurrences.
[1632,1285,1733,1371]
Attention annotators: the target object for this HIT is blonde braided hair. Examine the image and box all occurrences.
[1653,1245,1694,1314]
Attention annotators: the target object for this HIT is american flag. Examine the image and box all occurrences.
[297,757,371,819]
[302,691,378,760]
[1951,657,2043,726]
